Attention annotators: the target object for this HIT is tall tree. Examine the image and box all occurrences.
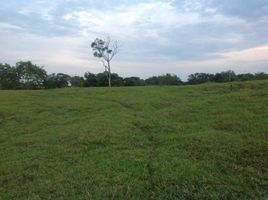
[16,61,47,89]
[70,76,84,87]
[0,63,19,89]
[55,73,71,88]
[84,72,98,87]
[91,37,119,87]
[44,73,71,88]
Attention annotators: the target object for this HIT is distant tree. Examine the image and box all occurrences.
[55,73,71,88]
[94,72,108,86]
[124,77,145,86]
[214,70,236,82]
[16,61,47,89]
[70,76,84,87]
[44,73,70,88]
[0,63,19,89]
[213,73,223,82]
[146,74,182,85]
[237,73,255,81]
[159,73,182,85]
[94,72,123,87]
[96,72,108,86]
[91,37,119,87]
[188,73,214,84]
[145,76,159,85]
[111,73,124,86]
[158,74,171,85]
[255,72,268,80]
[44,73,58,89]
[2,61,268,90]
[84,72,98,87]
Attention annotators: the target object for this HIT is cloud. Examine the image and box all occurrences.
[62,1,246,40]
[0,0,267,79]
[8,1,57,21]
[209,0,268,19]
[115,44,268,79]
[0,22,23,32]
[0,28,97,74]
[218,45,268,64]
[59,1,254,62]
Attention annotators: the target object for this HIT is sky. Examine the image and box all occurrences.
[0,0,268,80]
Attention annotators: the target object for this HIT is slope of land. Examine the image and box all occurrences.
[0,80,267,199]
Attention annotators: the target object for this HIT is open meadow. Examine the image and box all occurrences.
[0,80,267,199]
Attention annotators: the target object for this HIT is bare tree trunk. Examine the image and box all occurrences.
[107,61,111,87]
[91,37,119,88]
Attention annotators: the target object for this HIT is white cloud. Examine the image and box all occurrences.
[0,29,99,74]
[0,22,23,32]
[0,26,267,80]
[218,45,268,63]
[62,1,246,42]
[193,33,244,45]
[115,44,268,80]
[0,0,267,79]
[18,2,56,21]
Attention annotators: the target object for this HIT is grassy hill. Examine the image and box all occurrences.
[0,80,267,199]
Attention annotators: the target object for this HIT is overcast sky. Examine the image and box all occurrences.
[1,0,268,80]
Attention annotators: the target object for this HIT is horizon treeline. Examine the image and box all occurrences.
[1,61,268,89]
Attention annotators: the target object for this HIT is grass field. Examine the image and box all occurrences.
[0,80,267,199]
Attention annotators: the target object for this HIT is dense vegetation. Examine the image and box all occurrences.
[1,61,268,89]
[0,80,267,199]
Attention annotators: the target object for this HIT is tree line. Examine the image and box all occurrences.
[187,71,268,84]
[0,61,267,89]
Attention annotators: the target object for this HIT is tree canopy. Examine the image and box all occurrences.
[91,37,119,87]
[1,61,268,90]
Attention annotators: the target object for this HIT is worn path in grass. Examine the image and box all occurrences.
[0,80,267,199]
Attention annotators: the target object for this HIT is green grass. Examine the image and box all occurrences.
[0,80,267,199]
